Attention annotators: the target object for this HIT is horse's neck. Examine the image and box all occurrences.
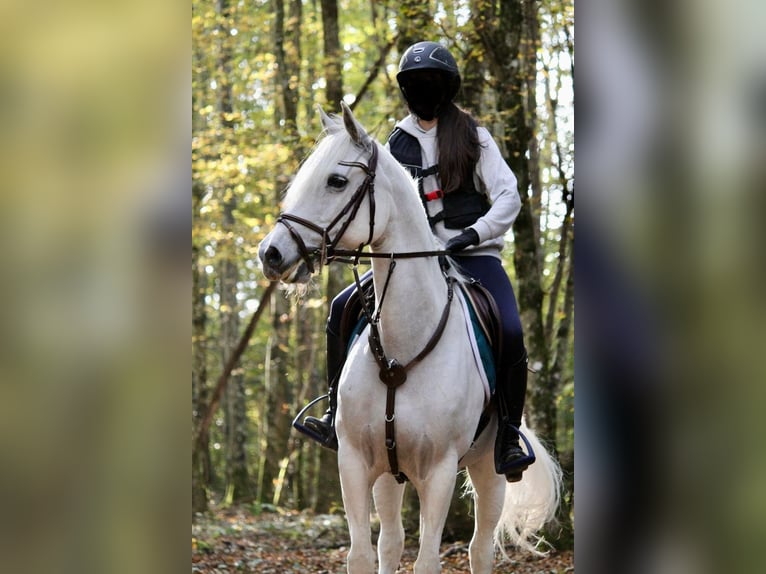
[369,160,449,363]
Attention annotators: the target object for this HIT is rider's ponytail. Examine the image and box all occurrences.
[436,102,482,194]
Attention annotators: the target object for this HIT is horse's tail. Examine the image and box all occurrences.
[494,420,563,557]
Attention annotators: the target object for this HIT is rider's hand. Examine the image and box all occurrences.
[445,228,480,253]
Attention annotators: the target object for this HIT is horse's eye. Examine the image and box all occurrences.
[327,174,348,190]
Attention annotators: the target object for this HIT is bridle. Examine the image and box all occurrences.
[276,143,447,273]
[275,143,379,275]
[276,140,455,483]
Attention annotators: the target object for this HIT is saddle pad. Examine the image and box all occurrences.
[456,288,494,406]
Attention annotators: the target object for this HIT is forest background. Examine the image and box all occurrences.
[192,0,574,546]
[2,0,765,572]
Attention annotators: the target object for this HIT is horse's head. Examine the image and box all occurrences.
[259,102,391,283]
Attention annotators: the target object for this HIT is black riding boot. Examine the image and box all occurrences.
[302,328,344,450]
[495,352,533,482]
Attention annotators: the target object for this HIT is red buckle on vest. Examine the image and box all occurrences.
[424,189,444,201]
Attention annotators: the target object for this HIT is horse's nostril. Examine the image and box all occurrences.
[264,245,283,268]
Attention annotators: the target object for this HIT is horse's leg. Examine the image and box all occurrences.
[412,457,458,574]
[339,448,376,574]
[466,450,506,574]
[372,474,406,574]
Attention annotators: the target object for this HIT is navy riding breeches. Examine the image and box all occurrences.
[451,255,526,363]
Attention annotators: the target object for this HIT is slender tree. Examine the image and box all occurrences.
[259,0,304,505]
[473,0,554,443]
[310,0,353,513]
[320,0,343,110]
[192,180,211,514]
[473,0,574,544]
[212,0,256,503]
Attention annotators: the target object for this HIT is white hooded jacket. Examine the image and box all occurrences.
[386,114,521,259]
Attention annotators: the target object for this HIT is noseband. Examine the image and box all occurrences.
[276,144,379,274]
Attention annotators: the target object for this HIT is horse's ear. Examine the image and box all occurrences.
[341,101,371,148]
[318,105,339,133]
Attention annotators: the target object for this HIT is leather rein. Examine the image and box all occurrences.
[275,142,454,482]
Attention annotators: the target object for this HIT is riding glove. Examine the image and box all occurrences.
[445,228,479,252]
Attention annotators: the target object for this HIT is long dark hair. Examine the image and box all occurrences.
[437,102,481,194]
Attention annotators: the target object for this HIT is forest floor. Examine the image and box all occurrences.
[192,506,573,573]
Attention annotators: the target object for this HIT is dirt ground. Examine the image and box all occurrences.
[192,507,573,573]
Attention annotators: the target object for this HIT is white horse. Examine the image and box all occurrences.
[259,102,561,574]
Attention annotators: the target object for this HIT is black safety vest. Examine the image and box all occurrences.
[387,127,490,230]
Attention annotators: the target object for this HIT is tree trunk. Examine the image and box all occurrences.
[259,289,292,504]
[473,0,555,443]
[395,0,435,56]
[220,198,255,502]
[213,0,255,503]
[523,0,543,265]
[192,182,211,514]
[474,0,574,545]
[291,304,319,508]
[260,0,303,505]
[458,35,486,115]
[273,0,302,132]
[320,0,343,110]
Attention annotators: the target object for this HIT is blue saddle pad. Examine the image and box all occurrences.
[463,295,496,393]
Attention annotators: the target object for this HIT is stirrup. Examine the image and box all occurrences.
[292,394,338,451]
[497,424,537,475]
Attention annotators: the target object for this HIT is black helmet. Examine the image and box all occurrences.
[396,41,461,120]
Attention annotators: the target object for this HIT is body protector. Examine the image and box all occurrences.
[388,127,490,230]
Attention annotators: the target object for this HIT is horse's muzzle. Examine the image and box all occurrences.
[259,244,284,279]
[258,242,312,283]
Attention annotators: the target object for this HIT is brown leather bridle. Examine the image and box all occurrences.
[276,143,448,272]
[275,144,379,275]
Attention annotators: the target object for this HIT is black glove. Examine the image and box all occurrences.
[445,228,479,253]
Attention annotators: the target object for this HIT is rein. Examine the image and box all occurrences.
[276,141,455,483]
[327,247,448,265]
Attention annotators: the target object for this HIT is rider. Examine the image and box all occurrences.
[302,41,531,482]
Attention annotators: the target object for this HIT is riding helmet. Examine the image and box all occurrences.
[396,41,461,120]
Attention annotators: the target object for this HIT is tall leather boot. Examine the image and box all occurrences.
[302,328,344,450]
[495,351,533,482]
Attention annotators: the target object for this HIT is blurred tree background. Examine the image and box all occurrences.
[192,0,573,548]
